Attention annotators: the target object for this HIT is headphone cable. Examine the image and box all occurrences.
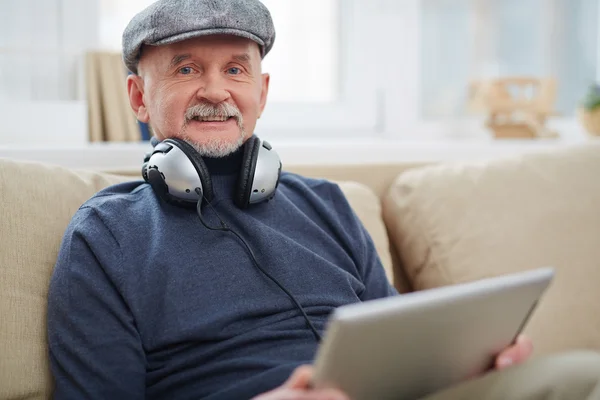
[195,195,322,342]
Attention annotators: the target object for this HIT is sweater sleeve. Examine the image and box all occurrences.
[330,184,399,301]
[354,214,399,300]
[47,207,145,399]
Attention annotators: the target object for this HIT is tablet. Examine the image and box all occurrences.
[312,267,555,400]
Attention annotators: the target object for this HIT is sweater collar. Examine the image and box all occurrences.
[203,146,245,176]
[202,145,246,201]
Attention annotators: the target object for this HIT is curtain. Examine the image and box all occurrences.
[85,51,142,142]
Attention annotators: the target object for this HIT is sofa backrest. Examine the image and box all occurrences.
[0,160,130,399]
[3,141,600,399]
[383,142,600,356]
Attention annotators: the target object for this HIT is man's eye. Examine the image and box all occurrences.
[227,67,241,75]
[179,67,194,75]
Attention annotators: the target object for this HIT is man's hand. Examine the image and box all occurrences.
[251,366,349,400]
[494,334,534,370]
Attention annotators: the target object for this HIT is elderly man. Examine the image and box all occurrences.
[47,0,600,399]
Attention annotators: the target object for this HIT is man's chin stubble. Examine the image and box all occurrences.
[185,135,246,158]
[179,119,247,158]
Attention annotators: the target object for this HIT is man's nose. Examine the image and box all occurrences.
[196,75,231,104]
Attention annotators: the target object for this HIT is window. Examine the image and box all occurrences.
[257,0,381,134]
[99,0,153,52]
[258,0,339,103]
[421,0,599,119]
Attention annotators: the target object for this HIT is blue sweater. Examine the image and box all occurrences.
[48,150,397,399]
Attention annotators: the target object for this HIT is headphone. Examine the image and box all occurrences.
[142,135,282,209]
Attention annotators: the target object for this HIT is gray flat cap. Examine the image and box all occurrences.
[122,0,276,74]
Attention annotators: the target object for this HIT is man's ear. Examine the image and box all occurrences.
[258,73,270,119]
[127,74,150,123]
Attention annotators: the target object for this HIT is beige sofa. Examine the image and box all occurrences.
[2,142,600,399]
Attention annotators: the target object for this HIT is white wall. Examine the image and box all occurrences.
[0,0,98,101]
[0,0,98,145]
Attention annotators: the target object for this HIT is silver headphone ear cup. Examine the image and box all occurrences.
[146,164,171,204]
[240,138,281,207]
[144,139,212,209]
[167,139,214,203]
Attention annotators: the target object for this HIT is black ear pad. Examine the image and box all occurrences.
[146,165,172,205]
[141,161,150,182]
[166,138,215,203]
[235,136,261,209]
[141,148,153,182]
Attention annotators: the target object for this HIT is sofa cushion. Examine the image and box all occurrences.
[382,143,600,356]
[334,181,394,285]
[0,159,130,399]
[0,158,394,399]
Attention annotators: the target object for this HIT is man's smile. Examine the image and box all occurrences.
[188,116,238,130]
[191,115,233,122]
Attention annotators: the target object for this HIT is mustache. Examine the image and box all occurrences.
[185,103,242,122]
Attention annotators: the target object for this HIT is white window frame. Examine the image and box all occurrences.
[256,0,381,138]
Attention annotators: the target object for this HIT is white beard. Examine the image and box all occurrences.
[183,131,247,158]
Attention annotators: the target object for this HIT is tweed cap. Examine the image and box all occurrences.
[122,0,276,74]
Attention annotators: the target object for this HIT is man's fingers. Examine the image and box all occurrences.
[253,388,350,400]
[293,389,350,400]
[281,367,349,399]
[515,334,534,359]
[495,334,534,369]
[284,365,315,389]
